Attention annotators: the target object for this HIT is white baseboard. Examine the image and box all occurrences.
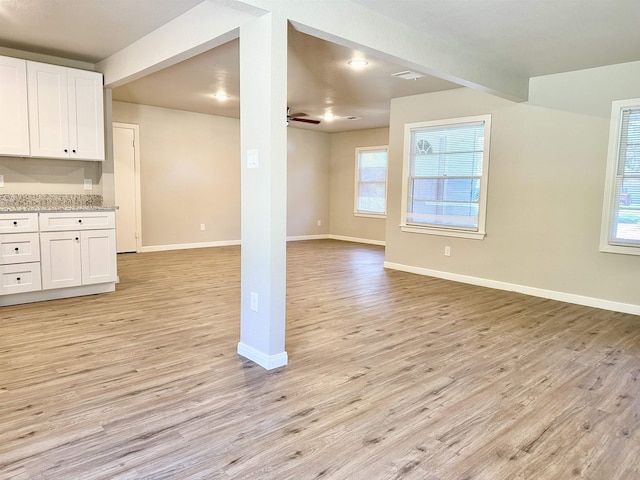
[140,240,240,253]
[287,234,330,241]
[0,282,116,307]
[383,261,640,316]
[237,342,288,370]
[328,234,385,246]
[140,235,385,252]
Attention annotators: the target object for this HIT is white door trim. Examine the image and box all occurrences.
[113,122,142,253]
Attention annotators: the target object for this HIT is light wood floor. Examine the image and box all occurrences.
[1,240,639,480]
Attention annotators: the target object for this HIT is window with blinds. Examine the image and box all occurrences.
[355,146,388,216]
[401,115,491,239]
[601,99,640,255]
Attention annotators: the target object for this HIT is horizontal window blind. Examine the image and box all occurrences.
[407,121,486,230]
[609,107,640,247]
[356,148,387,215]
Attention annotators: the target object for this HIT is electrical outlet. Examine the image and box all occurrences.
[444,246,451,257]
[0,175,4,188]
[200,224,206,231]
[250,292,259,312]
[317,219,322,226]
[84,178,92,190]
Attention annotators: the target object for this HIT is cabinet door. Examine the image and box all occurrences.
[27,61,70,159]
[40,231,82,289]
[68,69,105,161]
[0,56,30,156]
[81,229,117,285]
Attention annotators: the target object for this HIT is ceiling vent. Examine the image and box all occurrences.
[391,70,424,80]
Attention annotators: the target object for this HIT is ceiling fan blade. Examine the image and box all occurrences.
[288,112,308,118]
[291,117,321,124]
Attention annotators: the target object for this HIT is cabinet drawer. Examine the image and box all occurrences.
[0,262,41,295]
[0,213,39,233]
[39,211,115,231]
[0,233,40,264]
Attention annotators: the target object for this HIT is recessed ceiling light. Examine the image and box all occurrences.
[347,59,368,69]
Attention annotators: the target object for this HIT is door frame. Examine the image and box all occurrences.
[112,122,142,253]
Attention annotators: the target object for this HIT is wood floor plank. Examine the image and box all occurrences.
[1,240,639,479]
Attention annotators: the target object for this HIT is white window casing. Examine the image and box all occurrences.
[354,146,388,217]
[600,98,640,255]
[400,114,492,240]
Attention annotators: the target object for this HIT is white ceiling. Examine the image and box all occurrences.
[352,0,640,77]
[0,0,204,62]
[2,0,640,133]
[111,27,460,132]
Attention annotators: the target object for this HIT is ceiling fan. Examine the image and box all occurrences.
[287,107,320,125]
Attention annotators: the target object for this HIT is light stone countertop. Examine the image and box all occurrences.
[0,194,117,213]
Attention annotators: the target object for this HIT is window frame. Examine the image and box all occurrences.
[600,98,640,256]
[354,145,388,218]
[400,114,492,240]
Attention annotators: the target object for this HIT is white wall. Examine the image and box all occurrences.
[0,157,101,195]
[329,128,389,243]
[112,101,241,248]
[112,101,335,248]
[385,62,640,312]
[287,127,330,237]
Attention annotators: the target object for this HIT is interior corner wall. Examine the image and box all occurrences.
[287,127,330,237]
[385,62,640,310]
[111,101,332,248]
[112,101,241,248]
[329,127,389,243]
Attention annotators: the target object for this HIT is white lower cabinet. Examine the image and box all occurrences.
[0,232,41,265]
[0,262,42,295]
[40,231,82,289]
[40,225,117,290]
[0,211,116,305]
[0,213,41,297]
[82,229,117,285]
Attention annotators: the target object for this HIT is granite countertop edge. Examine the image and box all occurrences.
[1,206,118,213]
[0,194,116,213]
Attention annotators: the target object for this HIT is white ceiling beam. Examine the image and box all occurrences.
[233,0,529,102]
[97,1,261,87]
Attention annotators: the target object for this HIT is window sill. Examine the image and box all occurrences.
[400,224,486,240]
[599,242,640,256]
[354,212,386,219]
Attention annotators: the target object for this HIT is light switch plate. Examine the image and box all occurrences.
[247,149,259,169]
[84,178,92,190]
[0,175,4,188]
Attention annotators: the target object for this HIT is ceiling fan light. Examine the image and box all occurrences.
[323,112,335,122]
[213,92,229,101]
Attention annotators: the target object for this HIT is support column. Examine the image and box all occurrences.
[237,13,288,370]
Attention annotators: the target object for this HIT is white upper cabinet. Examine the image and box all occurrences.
[67,68,106,161]
[27,61,105,161]
[27,62,69,159]
[0,56,30,156]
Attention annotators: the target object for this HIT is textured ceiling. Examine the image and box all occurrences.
[2,0,640,132]
[351,0,640,77]
[112,28,460,132]
[0,0,204,62]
